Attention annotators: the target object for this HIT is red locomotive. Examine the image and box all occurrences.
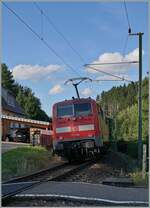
[52,97,109,161]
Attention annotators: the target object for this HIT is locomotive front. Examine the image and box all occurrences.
[52,98,102,161]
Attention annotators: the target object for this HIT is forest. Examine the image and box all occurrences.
[2,63,50,122]
[97,77,148,142]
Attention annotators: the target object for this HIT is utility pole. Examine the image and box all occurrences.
[129,31,144,169]
[138,32,143,169]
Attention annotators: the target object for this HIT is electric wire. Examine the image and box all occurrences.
[123,0,131,30]
[34,1,133,84]
[40,9,43,40]
[85,65,133,83]
[33,1,86,64]
[3,1,134,85]
[85,61,138,66]
[91,79,124,82]
[122,34,129,60]
[2,1,80,76]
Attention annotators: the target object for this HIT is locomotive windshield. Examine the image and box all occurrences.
[57,102,92,117]
[57,105,73,117]
[74,103,92,116]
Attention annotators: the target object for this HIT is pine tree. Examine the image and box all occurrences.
[2,63,50,121]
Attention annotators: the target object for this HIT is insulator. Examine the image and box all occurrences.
[128,27,131,34]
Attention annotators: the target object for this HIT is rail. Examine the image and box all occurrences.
[2,160,95,205]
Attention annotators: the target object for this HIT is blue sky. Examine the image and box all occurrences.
[2,2,148,117]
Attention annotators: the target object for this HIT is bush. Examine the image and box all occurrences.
[129,171,148,186]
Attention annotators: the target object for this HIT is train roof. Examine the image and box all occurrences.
[53,97,95,106]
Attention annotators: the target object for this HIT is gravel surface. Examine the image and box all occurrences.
[5,198,147,207]
[4,198,102,207]
[63,163,121,183]
[62,150,132,184]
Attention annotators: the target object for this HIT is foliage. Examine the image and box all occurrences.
[117,140,139,158]
[116,105,138,140]
[97,82,138,116]
[106,149,138,172]
[2,146,53,181]
[97,77,148,141]
[129,171,148,186]
[1,63,18,95]
[2,63,50,121]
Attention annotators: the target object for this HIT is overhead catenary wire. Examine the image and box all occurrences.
[123,0,131,31]
[40,8,44,40]
[121,0,132,63]
[33,1,86,64]
[2,1,80,76]
[121,34,129,60]
[4,1,135,86]
[84,65,133,83]
[85,61,138,66]
[86,1,134,84]
[91,79,124,82]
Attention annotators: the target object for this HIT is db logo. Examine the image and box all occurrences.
[72,126,78,131]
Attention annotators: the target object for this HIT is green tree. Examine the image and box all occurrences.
[2,63,50,121]
[2,63,18,94]
[97,77,148,141]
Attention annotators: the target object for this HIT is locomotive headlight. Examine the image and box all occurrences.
[59,136,63,140]
[88,134,93,137]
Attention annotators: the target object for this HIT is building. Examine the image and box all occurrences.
[2,87,26,140]
[2,87,25,117]
[1,87,52,144]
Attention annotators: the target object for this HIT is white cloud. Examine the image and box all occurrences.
[86,48,143,76]
[81,88,92,97]
[12,64,63,81]
[48,84,63,95]
[124,48,144,62]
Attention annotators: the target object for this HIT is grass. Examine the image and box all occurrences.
[109,148,149,186]
[129,171,149,186]
[2,146,53,181]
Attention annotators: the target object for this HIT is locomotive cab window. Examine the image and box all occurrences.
[74,103,92,116]
[57,105,73,117]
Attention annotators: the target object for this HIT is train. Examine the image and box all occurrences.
[52,97,110,162]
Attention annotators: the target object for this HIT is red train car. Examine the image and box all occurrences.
[52,97,109,161]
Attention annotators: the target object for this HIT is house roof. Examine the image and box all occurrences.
[2,87,25,115]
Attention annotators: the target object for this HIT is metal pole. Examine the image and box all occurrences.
[138,32,143,169]
[129,31,144,169]
[142,144,147,179]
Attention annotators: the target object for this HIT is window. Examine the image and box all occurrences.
[10,122,13,129]
[74,103,92,116]
[57,105,73,117]
[7,95,15,107]
[15,123,19,128]
[20,124,25,128]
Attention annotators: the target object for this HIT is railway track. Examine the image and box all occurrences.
[2,160,95,205]
[3,162,68,184]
